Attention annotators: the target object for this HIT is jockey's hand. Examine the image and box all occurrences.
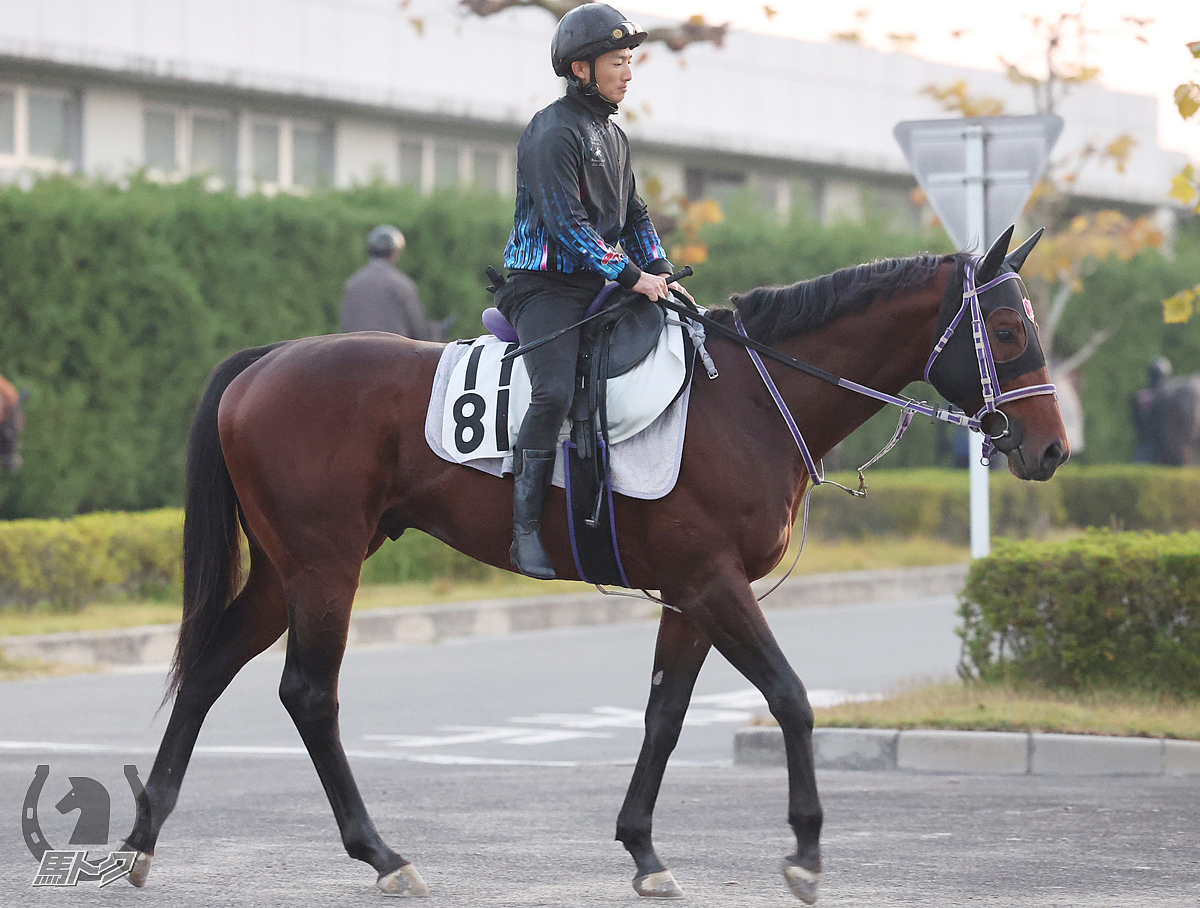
[631,271,669,301]
[668,281,696,306]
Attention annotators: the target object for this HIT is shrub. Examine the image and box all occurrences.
[0,509,181,611]
[958,530,1200,697]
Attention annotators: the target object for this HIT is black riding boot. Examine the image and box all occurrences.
[510,448,558,579]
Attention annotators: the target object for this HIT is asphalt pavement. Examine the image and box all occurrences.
[2,593,1197,905]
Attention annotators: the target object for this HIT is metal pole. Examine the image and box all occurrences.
[963,124,991,559]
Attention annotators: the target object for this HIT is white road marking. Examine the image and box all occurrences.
[363,727,612,747]
[0,688,881,770]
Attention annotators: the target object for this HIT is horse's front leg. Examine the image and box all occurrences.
[684,568,823,904]
[616,606,712,899]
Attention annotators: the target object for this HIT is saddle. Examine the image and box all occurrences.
[482,279,678,463]
[482,273,698,585]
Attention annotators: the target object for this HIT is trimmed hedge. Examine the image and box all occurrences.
[0,177,511,519]
[0,508,496,612]
[958,530,1200,696]
[810,465,1200,541]
[4,465,1200,613]
[0,509,180,611]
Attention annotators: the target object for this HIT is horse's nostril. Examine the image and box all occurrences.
[1042,441,1064,469]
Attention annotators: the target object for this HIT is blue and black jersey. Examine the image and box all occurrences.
[503,83,671,289]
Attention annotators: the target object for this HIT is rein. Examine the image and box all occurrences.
[657,257,1059,485]
[716,259,1057,599]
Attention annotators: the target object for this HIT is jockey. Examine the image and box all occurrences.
[496,2,689,579]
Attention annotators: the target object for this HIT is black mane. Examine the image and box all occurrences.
[715,252,969,343]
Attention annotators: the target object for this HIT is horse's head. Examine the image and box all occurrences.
[927,227,1069,481]
[0,379,26,474]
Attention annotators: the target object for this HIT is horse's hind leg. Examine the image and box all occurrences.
[683,573,822,904]
[616,606,711,899]
[125,543,288,884]
[276,557,427,897]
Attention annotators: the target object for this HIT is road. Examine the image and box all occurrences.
[2,593,1196,905]
[0,594,963,766]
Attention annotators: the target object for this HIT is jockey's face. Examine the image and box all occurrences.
[573,47,634,105]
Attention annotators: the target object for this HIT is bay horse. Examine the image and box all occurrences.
[124,227,1067,902]
[0,374,25,474]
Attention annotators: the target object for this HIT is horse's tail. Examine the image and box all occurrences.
[167,343,285,701]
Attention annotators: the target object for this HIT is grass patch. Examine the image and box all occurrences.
[0,534,971,638]
[0,650,88,682]
[812,679,1200,740]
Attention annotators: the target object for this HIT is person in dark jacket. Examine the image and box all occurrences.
[340,225,438,340]
[496,3,689,579]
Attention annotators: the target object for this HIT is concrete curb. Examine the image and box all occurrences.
[734,726,1200,777]
[0,563,969,669]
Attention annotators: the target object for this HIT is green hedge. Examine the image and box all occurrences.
[809,465,1200,541]
[0,508,495,612]
[959,530,1200,696]
[5,465,1200,613]
[0,509,180,611]
[0,177,511,519]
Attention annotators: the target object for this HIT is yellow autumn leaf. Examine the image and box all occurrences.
[1175,82,1200,120]
[671,243,709,266]
[1168,168,1199,206]
[1189,41,1200,59]
[763,5,778,21]
[690,199,724,225]
[1104,134,1137,173]
[1163,288,1196,324]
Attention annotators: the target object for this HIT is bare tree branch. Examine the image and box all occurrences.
[457,0,728,52]
[1041,280,1074,350]
[1053,327,1113,377]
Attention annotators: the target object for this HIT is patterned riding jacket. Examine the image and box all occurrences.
[503,82,671,289]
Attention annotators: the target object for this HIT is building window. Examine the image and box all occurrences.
[0,88,13,155]
[191,112,235,182]
[399,140,423,187]
[143,104,237,184]
[242,117,331,192]
[685,167,746,206]
[433,141,460,188]
[144,109,177,172]
[291,124,328,188]
[252,120,280,184]
[0,83,79,172]
[472,148,501,193]
[28,89,69,159]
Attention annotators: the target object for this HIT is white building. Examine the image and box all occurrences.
[0,0,1186,229]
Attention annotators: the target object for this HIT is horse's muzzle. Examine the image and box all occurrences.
[1006,434,1068,481]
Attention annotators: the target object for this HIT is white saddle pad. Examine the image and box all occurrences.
[424,325,691,500]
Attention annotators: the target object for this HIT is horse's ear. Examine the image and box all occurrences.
[976,225,1014,282]
[1004,227,1045,273]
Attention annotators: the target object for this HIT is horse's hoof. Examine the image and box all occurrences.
[127,851,152,888]
[633,869,685,898]
[376,864,430,897]
[781,860,820,904]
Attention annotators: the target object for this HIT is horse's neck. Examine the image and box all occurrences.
[771,282,944,460]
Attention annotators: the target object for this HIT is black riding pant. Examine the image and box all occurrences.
[498,271,603,453]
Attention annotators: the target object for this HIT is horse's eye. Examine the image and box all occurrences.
[997,330,1017,343]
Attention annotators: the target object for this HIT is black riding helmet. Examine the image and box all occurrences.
[551,3,647,79]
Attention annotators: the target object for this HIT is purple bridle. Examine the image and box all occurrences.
[731,256,1059,599]
[734,257,1058,491]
